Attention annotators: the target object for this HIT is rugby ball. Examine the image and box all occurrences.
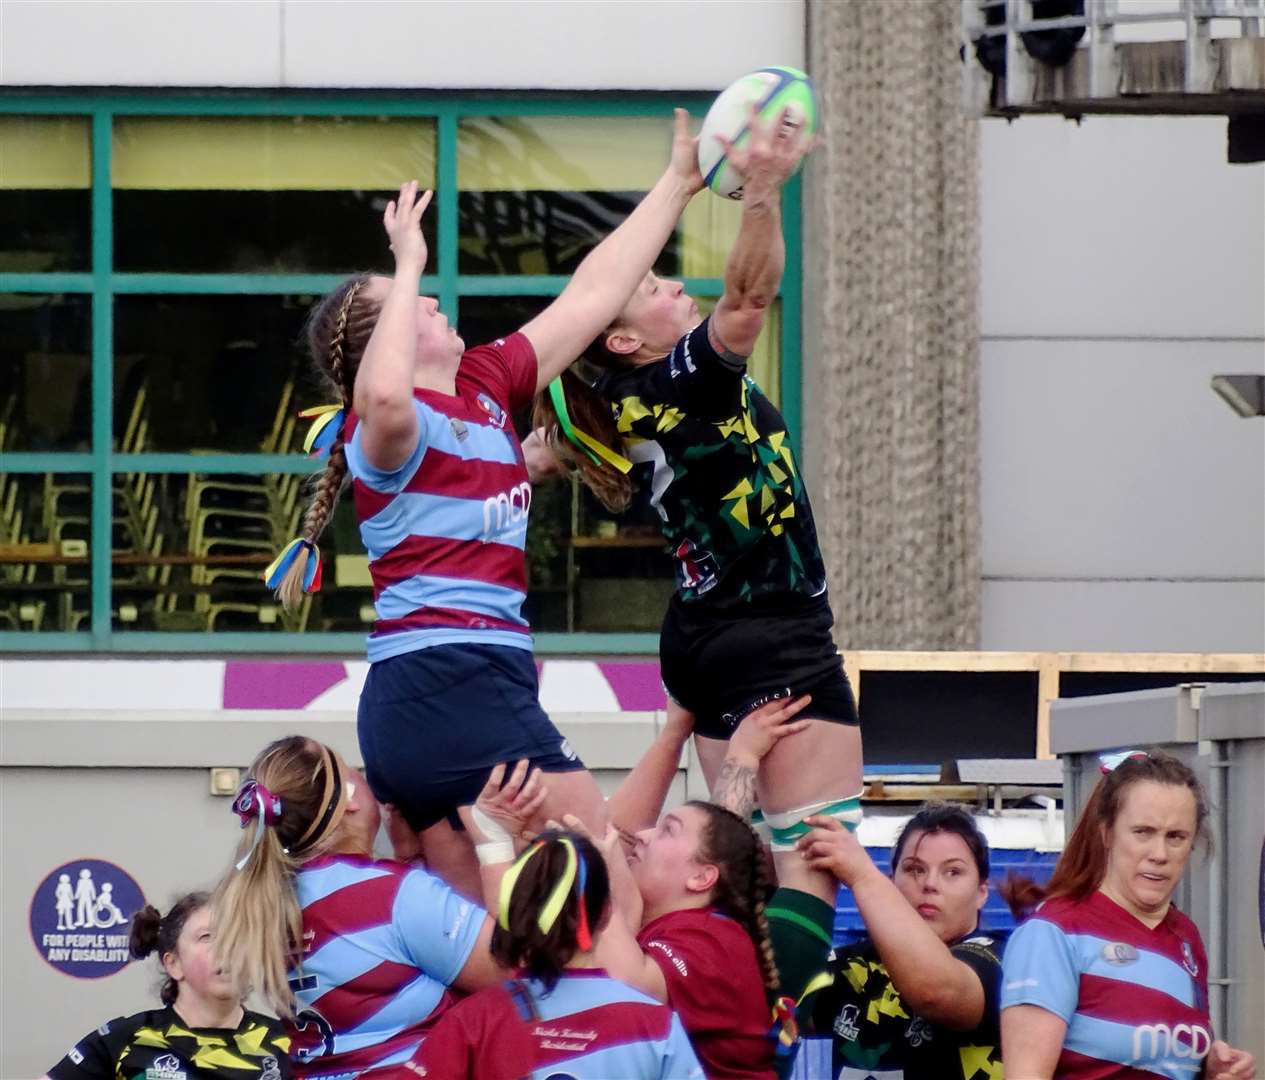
[697,66,818,200]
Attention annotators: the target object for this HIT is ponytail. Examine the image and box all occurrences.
[212,737,350,1016]
[490,831,610,993]
[272,275,378,612]
[532,366,634,514]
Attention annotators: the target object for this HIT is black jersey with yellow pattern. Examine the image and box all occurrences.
[47,1006,292,1080]
[803,933,1005,1080]
[602,318,827,608]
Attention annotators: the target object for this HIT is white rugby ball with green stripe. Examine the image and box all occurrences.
[698,66,818,200]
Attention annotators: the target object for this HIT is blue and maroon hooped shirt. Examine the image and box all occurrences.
[344,335,537,663]
[1001,890,1212,1079]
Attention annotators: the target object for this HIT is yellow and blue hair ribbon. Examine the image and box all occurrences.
[299,404,346,459]
[262,538,323,593]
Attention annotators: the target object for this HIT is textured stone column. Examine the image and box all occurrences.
[802,0,981,649]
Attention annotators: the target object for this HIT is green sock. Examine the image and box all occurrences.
[766,887,835,1003]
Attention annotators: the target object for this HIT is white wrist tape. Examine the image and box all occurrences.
[476,841,515,866]
[471,803,515,865]
[472,803,512,841]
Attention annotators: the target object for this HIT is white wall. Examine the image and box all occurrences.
[979,114,1265,651]
[0,0,805,90]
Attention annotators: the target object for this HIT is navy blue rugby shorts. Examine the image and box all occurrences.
[357,643,585,832]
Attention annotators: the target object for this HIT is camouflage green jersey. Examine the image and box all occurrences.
[602,318,827,608]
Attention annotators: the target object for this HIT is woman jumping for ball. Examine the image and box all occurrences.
[530,107,855,1001]
[265,112,704,893]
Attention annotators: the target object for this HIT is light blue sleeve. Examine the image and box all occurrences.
[659,1012,705,1079]
[1000,917,1081,1022]
[392,868,486,986]
[345,403,427,493]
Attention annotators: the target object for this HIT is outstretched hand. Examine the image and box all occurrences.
[715,104,818,198]
[668,107,705,196]
[383,180,432,271]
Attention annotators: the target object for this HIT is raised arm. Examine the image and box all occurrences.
[708,107,816,361]
[606,703,695,839]
[353,181,430,472]
[521,109,702,391]
[797,818,987,1030]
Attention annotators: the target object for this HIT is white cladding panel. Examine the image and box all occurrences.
[980,115,1265,340]
[982,579,1265,652]
[0,0,805,90]
[981,337,1265,578]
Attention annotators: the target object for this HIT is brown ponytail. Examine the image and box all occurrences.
[531,341,634,513]
[1000,749,1210,920]
[275,275,380,611]
[688,800,782,1005]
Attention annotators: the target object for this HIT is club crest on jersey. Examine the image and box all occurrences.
[1182,941,1199,976]
[145,1055,186,1080]
[476,393,508,429]
[833,1003,860,1042]
[1102,942,1139,965]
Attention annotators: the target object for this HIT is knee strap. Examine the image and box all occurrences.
[763,792,863,852]
[750,807,772,847]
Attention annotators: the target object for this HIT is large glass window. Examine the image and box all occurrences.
[1,293,92,451]
[0,117,91,272]
[113,116,437,273]
[0,95,801,652]
[0,473,93,632]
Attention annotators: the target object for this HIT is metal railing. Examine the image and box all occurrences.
[963,0,1265,110]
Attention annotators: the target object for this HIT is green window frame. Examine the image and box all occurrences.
[0,90,804,655]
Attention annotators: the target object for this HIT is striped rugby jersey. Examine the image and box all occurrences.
[285,853,485,1078]
[344,334,537,663]
[415,970,705,1079]
[1000,890,1211,1079]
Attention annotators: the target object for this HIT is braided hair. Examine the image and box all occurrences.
[687,800,782,1004]
[275,275,380,611]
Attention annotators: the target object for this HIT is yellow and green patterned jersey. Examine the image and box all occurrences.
[603,319,827,608]
[47,1006,292,1080]
[802,933,1005,1080]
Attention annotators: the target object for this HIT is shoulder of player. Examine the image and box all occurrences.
[951,933,1004,968]
[241,1007,287,1028]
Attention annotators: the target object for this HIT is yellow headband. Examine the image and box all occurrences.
[497,836,583,940]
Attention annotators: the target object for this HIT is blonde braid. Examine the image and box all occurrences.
[274,280,364,612]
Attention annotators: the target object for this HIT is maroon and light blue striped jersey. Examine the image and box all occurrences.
[1001,890,1211,1079]
[344,334,537,663]
[415,970,704,1079]
[284,853,485,1078]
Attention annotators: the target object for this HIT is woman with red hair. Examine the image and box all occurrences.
[999,750,1255,1079]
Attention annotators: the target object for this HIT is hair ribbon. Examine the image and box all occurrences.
[548,377,633,474]
[299,404,346,459]
[1099,749,1148,775]
[497,836,589,946]
[262,538,323,594]
[233,779,283,871]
